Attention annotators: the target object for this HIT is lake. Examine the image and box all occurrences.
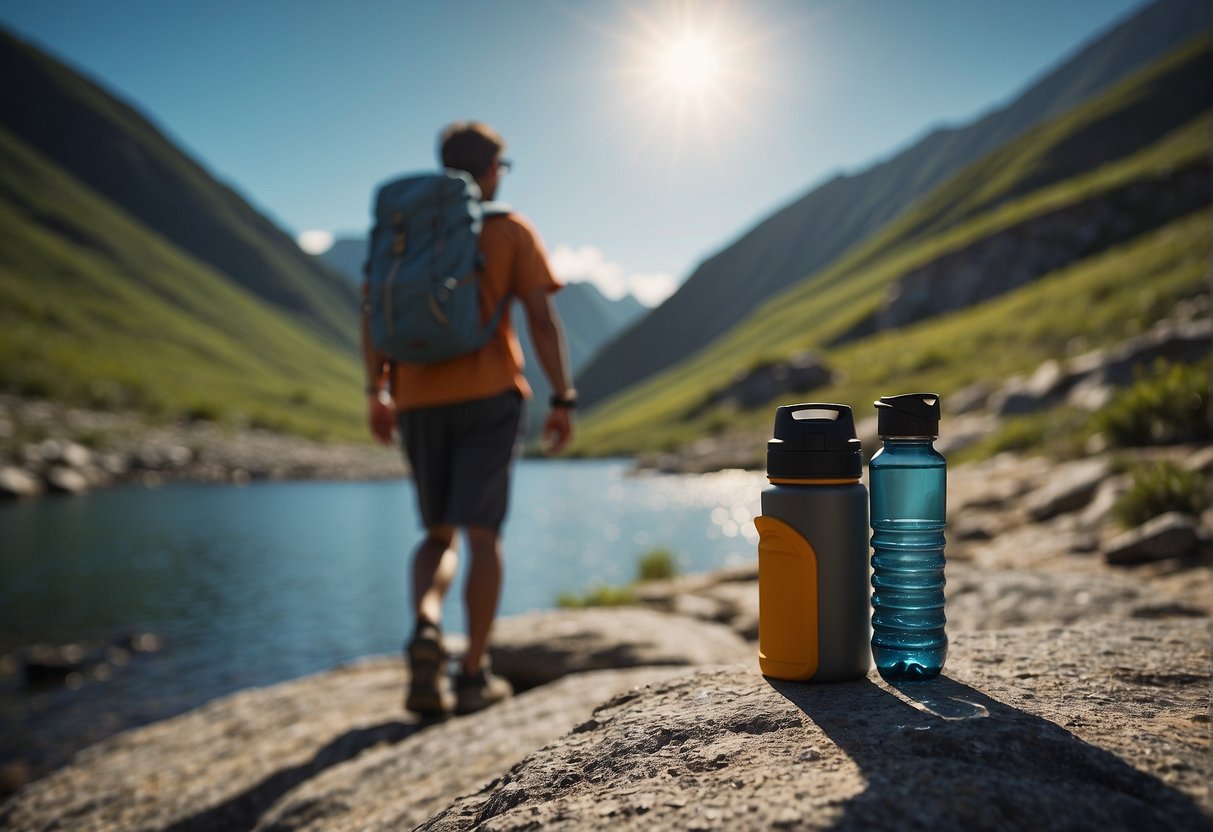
[0,459,764,780]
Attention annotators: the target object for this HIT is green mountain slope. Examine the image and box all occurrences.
[575,37,1212,457]
[0,126,363,440]
[0,29,358,348]
[574,0,1212,409]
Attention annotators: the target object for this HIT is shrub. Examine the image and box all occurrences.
[1096,360,1210,447]
[556,546,681,607]
[556,584,636,608]
[637,547,678,582]
[1112,459,1208,528]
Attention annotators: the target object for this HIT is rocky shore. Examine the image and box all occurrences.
[2,442,1209,829]
[0,395,407,497]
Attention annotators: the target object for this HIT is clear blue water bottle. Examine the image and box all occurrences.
[869,393,947,681]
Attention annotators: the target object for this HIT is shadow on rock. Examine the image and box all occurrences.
[161,720,425,832]
[769,676,1211,831]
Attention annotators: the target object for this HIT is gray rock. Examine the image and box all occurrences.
[490,608,753,690]
[1023,457,1109,521]
[253,668,683,832]
[989,375,1038,416]
[1105,512,1201,565]
[59,441,93,469]
[420,620,1211,831]
[703,351,835,412]
[0,656,410,831]
[948,381,993,415]
[0,466,43,498]
[1085,317,1211,389]
[945,563,1154,631]
[1185,444,1213,475]
[44,466,90,495]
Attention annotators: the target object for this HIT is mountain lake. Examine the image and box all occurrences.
[0,459,764,779]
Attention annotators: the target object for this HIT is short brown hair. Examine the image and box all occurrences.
[439,121,506,178]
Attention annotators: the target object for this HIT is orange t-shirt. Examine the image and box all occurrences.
[389,212,561,411]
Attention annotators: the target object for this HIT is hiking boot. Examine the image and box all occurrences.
[454,662,513,715]
[405,620,452,718]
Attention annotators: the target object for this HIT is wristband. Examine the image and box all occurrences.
[550,391,578,409]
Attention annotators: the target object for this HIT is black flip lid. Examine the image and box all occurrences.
[766,403,862,479]
[875,392,941,438]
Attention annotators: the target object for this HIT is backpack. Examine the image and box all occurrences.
[364,170,510,363]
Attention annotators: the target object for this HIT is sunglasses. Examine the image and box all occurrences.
[497,158,513,173]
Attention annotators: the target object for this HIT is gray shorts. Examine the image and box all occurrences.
[398,390,524,532]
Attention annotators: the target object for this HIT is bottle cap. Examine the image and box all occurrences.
[766,403,862,479]
[875,393,941,438]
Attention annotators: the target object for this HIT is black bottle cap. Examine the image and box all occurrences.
[875,393,941,438]
[766,403,862,479]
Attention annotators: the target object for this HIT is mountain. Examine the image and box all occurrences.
[573,33,1211,458]
[574,0,1213,409]
[319,237,368,285]
[0,31,364,438]
[0,29,358,348]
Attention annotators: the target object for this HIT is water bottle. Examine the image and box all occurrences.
[757,403,870,682]
[869,393,947,681]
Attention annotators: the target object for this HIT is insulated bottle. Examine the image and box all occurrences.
[869,393,948,681]
[757,403,870,682]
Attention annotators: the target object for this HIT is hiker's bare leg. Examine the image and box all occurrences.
[462,525,503,674]
[412,525,457,627]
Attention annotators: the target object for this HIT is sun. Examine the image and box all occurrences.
[605,2,770,153]
[655,35,724,96]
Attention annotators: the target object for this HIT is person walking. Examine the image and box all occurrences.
[361,121,576,716]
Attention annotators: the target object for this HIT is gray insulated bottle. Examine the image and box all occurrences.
[757,403,871,682]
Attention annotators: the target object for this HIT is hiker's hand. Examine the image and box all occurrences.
[542,407,573,455]
[368,392,396,446]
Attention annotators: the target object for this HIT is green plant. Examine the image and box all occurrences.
[636,547,679,582]
[1096,359,1211,447]
[556,584,636,609]
[1112,459,1208,527]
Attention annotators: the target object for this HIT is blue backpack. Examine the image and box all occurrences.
[364,170,510,363]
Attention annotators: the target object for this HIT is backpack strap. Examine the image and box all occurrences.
[476,201,514,341]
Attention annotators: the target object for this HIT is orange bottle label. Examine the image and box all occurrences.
[756,515,819,681]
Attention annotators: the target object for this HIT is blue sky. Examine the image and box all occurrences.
[1,0,1146,305]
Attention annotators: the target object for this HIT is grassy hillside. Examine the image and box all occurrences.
[0,29,359,348]
[573,0,1212,409]
[574,38,1212,458]
[0,126,364,441]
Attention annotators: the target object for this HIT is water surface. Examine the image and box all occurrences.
[0,459,763,777]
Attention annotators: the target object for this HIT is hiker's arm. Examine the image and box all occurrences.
[520,286,575,454]
[361,299,395,445]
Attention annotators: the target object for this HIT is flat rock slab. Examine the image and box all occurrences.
[490,608,753,690]
[422,620,1211,831]
[253,667,684,832]
[0,656,409,832]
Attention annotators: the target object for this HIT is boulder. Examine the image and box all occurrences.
[0,466,42,498]
[44,466,90,495]
[948,381,994,415]
[701,351,834,413]
[252,668,683,832]
[1105,512,1201,565]
[490,608,753,691]
[1023,457,1109,521]
[421,620,1210,831]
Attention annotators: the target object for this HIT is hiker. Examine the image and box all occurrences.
[361,121,576,716]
